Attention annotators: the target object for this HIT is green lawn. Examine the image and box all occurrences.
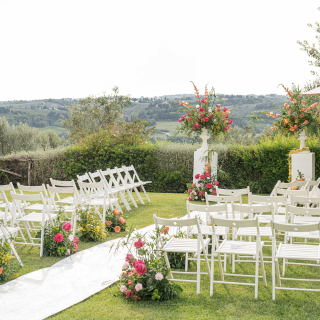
[3,192,320,319]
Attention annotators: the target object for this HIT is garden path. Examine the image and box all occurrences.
[0,224,154,320]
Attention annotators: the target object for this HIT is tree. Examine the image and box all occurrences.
[61,86,132,140]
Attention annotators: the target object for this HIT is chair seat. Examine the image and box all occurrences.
[276,243,320,260]
[216,212,248,220]
[216,240,262,255]
[0,226,20,237]
[24,203,45,211]
[237,226,272,237]
[257,214,286,223]
[86,197,118,206]
[56,197,77,205]
[163,237,210,253]
[287,230,320,239]
[50,205,77,213]
[190,225,227,236]
[16,212,57,222]
[294,216,320,223]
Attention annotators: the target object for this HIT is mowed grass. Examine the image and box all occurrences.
[3,191,320,319]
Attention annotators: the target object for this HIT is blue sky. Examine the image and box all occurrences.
[0,0,319,100]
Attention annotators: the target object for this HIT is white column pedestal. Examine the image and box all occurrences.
[291,151,315,182]
[193,149,218,183]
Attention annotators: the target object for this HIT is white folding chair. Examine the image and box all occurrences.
[291,195,320,208]
[125,165,151,203]
[46,185,80,236]
[210,216,266,299]
[216,186,250,197]
[273,188,309,214]
[11,192,57,257]
[78,181,120,224]
[50,178,81,205]
[0,183,16,211]
[17,183,49,212]
[271,221,320,300]
[90,170,132,211]
[153,214,210,294]
[270,181,293,196]
[305,178,320,192]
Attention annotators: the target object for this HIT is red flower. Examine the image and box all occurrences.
[200,174,205,180]
[199,107,204,112]
[214,181,219,186]
[204,117,210,122]
[228,119,233,124]
[63,222,72,232]
[134,239,145,249]
[189,196,193,201]
[126,254,134,264]
[133,260,147,276]
[106,221,112,226]
[223,107,228,112]
[225,125,229,130]
[201,98,205,103]
[54,233,63,242]
[188,188,192,193]
[193,123,200,130]
[194,174,200,179]
[206,183,212,189]
[178,118,183,123]
[199,190,205,196]
[205,172,211,178]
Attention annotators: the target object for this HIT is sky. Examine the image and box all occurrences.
[0,0,319,101]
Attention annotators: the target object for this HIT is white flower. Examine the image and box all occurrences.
[197,184,201,187]
[68,235,74,241]
[209,109,212,113]
[201,198,205,201]
[155,272,164,281]
[214,119,217,122]
[193,191,197,195]
[120,285,127,293]
[195,196,198,200]
[122,261,130,269]
[196,105,199,109]
[135,283,143,292]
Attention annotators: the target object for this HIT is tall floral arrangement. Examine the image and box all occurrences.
[266,84,320,135]
[176,82,233,138]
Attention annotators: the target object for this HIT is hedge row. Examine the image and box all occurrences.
[1,135,319,194]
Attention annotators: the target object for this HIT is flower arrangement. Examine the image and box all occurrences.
[266,84,320,135]
[187,170,219,201]
[43,208,79,257]
[0,239,18,283]
[105,209,126,232]
[115,226,183,301]
[78,206,107,242]
[288,148,309,183]
[176,82,233,138]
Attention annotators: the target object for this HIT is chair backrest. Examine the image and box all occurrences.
[275,188,309,197]
[205,193,242,206]
[17,183,48,198]
[187,201,228,223]
[216,186,250,196]
[286,204,320,218]
[77,173,93,184]
[46,185,79,208]
[0,182,15,193]
[270,180,293,196]
[232,203,273,219]
[249,193,287,205]
[50,178,75,187]
[126,165,142,183]
[121,165,135,185]
[272,221,320,234]
[211,216,259,230]
[88,171,102,183]
[306,178,320,190]
[291,195,320,206]
[153,214,199,228]
[0,191,13,226]
[78,180,106,199]
[291,179,309,190]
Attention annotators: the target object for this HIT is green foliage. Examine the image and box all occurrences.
[0,238,18,282]
[78,206,107,242]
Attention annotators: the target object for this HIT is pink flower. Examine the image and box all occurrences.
[134,239,145,249]
[126,254,134,264]
[200,174,205,180]
[155,272,164,281]
[128,280,133,285]
[178,118,183,123]
[122,261,130,269]
[205,172,211,178]
[187,112,191,116]
[199,190,205,196]
[192,183,195,187]
[199,107,204,112]
[120,285,127,293]
[133,260,147,276]
[126,290,132,298]
[223,107,228,112]
[54,233,63,242]
[228,119,233,124]
[188,188,192,193]
[201,98,206,103]
[194,174,200,179]
[135,283,143,292]
[217,104,221,108]
[193,123,200,130]
[209,189,213,193]
[195,196,198,200]
[74,237,79,245]
[225,125,229,130]
[182,114,185,118]
[63,222,72,232]
[189,196,193,201]
[204,117,210,122]
[214,181,219,186]
[201,198,205,201]
[213,189,217,195]
[206,183,212,189]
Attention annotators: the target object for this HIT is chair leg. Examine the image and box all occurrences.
[185,252,189,271]
[133,186,145,205]
[272,253,276,300]
[218,253,224,281]
[40,226,44,257]
[276,259,281,287]
[127,189,138,208]
[120,192,131,211]
[260,248,267,287]
[140,185,151,203]
[232,254,235,273]
[255,249,259,299]
[164,252,173,280]
[197,238,200,294]
[23,221,35,246]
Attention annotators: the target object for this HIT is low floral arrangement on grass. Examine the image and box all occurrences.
[266,84,320,135]
[187,169,219,201]
[114,226,183,301]
[78,206,107,242]
[105,209,126,233]
[0,233,18,282]
[176,82,233,138]
[43,208,79,257]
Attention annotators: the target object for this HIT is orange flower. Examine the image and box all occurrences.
[307,108,310,111]
[294,125,298,129]
[0,267,2,275]
[114,226,121,232]
[299,178,305,181]
[304,120,309,124]
[289,97,292,101]
[106,221,112,226]
[161,226,169,234]
[119,217,126,224]
[284,118,290,124]
[284,103,288,107]
[288,110,292,115]
[300,113,304,117]
[292,99,297,104]
[275,113,281,117]
[113,210,122,216]
[289,126,295,131]
[301,108,305,112]
[292,186,298,190]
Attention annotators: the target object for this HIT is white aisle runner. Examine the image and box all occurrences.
[0,225,154,320]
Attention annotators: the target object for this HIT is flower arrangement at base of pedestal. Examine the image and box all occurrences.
[176,82,233,138]
[77,206,107,242]
[43,208,79,257]
[266,84,320,135]
[187,169,219,201]
[115,227,183,301]
[105,209,127,232]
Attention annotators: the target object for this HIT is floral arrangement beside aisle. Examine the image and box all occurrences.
[115,226,183,301]
[176,82,233,138]
[266,84,320,135]
[78,206,107,242]
[43,208,79,257]
[105,209,127,233]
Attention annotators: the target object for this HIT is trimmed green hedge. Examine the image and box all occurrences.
[1,135,320,194]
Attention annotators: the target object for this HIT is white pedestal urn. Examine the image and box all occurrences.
[291,128,315,181]
[193,128,218,183]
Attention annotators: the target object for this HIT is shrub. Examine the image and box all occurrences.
[0,238,18,282]
[105,209,126,232]
[78,206,107,242]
